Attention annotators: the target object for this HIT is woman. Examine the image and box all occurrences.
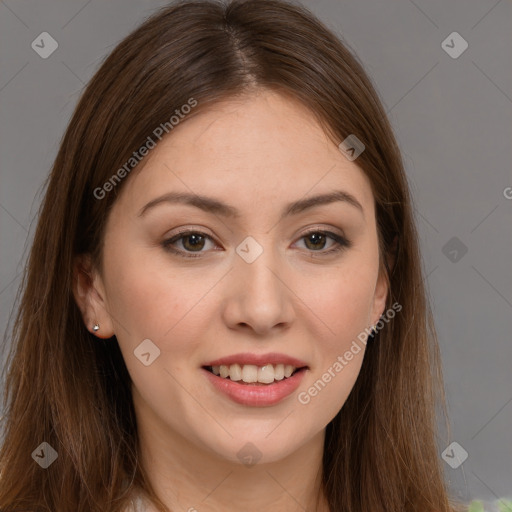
[0,0,467,510]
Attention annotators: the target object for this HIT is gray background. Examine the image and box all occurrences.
[1,0,511,505]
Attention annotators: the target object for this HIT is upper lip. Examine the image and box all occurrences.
[202,352,309,368]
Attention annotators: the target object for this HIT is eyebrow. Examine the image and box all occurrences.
[138,189,364,220]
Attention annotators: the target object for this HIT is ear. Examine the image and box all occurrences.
[72,254,115,339]
[370,266,389,327]
[371,234,398,325]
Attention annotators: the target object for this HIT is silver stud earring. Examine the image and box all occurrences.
[92,323,100,332]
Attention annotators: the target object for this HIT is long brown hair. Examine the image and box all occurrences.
[0,0,465,510]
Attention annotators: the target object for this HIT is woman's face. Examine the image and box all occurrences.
[82,89,388,466]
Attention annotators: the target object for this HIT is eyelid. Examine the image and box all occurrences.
[300,225,344,237]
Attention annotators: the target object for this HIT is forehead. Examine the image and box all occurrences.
[113,89,375,221]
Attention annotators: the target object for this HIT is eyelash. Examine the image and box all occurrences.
[161,228,352,259]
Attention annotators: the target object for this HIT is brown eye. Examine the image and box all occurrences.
[303,232,328,250]
[180,233,206,251]
[296,230,352,255]
[162,230,215,258]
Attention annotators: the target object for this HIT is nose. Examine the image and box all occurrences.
[221,241,295,336]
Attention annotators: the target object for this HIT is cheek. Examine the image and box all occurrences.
[293,254,377,417]
[295,257,377,349]
[103,245,213,358]
[104,266,169,337]
[296,271,372,419]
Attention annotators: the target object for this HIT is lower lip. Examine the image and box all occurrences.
[202,367,307,407]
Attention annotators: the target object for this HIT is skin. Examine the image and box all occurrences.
[73,88,389,512]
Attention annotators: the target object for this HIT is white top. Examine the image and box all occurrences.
[126,495,144,512]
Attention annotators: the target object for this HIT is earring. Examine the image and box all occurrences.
[92,323,100,332]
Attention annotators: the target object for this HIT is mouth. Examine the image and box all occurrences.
[202,363,308,385]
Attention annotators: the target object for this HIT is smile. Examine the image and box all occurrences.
[202,365,308,407]
[204,363,304,384]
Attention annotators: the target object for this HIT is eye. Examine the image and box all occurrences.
[161,228,352,258]
[294,229,352,255]
[162,230,217,258]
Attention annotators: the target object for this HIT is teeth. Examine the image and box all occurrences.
[274,364,285,381]
[210,363,300,384]
[284,364,294,378]
[242,364,258,383]
[229,363,242,381]
[257,364,275,384]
